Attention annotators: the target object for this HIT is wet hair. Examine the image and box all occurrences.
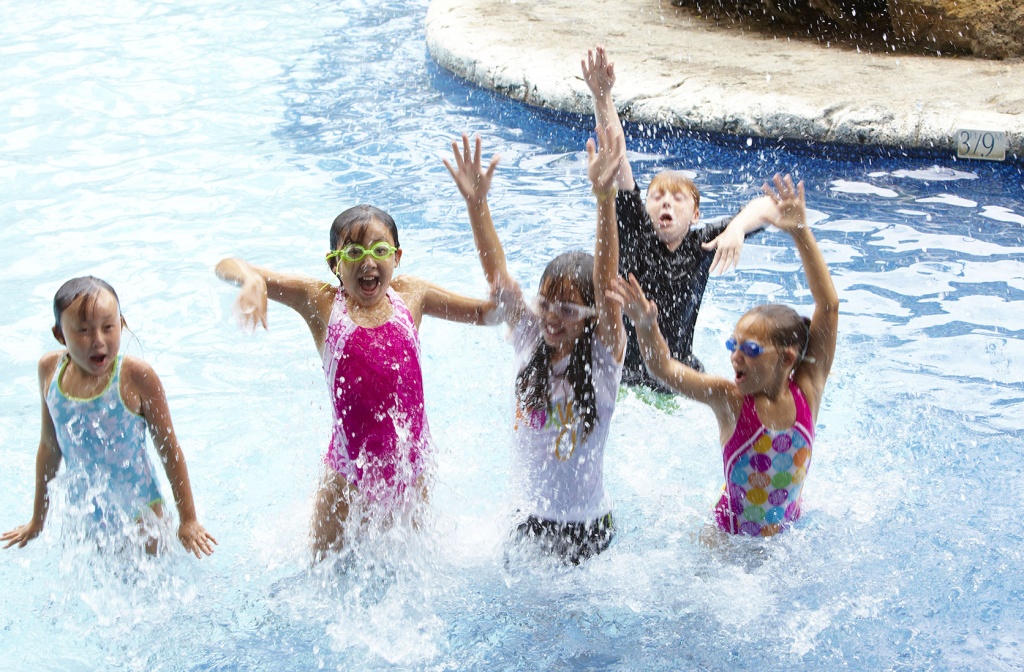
[648,171,701,210]
[330,204,400,251]
[746,304,812,365]
[516,251,598,440]
[52,276,121,332]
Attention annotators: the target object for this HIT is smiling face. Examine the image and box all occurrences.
[329,217,402,307]
[537,275,590,360]
[54,289,122,379]
[645,174,700,251]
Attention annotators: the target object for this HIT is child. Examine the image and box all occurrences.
[608,175,838,537]
[2,277,216,557]
[444,129,627,564]
[582,46,783,392]
[215,205,495,559]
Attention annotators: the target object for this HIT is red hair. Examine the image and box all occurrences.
[648,171,700,209]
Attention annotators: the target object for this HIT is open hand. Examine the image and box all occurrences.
[235,276,269,332]
[764,173,806,233]
[581,46,616,99]
[1,521,43,549]
[605,274,659,330]
[178,519,217,558]
[444,133,499,204]
[702,225,745,275]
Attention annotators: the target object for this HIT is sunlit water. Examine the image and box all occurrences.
[1,1,1023,670]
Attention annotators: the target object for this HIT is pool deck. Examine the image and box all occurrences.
[425,0,1024,158]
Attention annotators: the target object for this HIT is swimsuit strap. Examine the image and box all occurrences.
[52,352,121,402]
[788,379,814,440]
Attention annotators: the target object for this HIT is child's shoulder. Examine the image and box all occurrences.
[38,349,63,367]
[37,350,64,383]
[119,356,161,389]
[390,274,423,293]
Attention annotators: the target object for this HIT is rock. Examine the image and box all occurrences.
[678,0,1024,57]
[888,0,1024,59]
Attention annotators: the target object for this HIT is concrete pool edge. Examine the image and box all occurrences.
[425,0,1024,159]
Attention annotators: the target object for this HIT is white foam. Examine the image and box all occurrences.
[892,165,977,181]
[828,180,898,198]
[980,206,1024,225]
[915,193,977,207]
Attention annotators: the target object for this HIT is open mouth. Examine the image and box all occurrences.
[90,354,108,366]
[358,276,381,294]
[658,213,674,228]
[543,323,567,343]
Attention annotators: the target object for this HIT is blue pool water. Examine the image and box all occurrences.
[2,1,1023,670]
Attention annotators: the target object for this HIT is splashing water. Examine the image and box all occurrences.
[1,1,1023,670]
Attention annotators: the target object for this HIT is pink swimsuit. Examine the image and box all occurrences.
[714,380,814,537]
[322,287,429,497]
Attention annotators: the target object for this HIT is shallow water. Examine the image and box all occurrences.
[1,1,1023,670]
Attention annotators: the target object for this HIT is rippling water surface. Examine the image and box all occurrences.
[2,1,1023,670]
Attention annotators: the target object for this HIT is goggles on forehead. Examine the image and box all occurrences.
[327,242,398,264]
[529,295,597,322]
[725,336,772,358]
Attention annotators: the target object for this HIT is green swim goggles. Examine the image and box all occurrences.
[327,242,398,264]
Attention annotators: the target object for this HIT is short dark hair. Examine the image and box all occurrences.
[53,276,121,330]
[330,205,400,251]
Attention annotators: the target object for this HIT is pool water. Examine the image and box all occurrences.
[2,1,1023,670]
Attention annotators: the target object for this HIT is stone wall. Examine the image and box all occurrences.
[888,0,1024,59]
[687,0,1024,58]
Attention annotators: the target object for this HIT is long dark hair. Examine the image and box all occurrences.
[515,251,598,440]
[52,276,121,332]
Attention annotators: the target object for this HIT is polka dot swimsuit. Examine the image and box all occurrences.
[714,380,814,537]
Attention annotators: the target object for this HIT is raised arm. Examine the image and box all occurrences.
[607,275,736,413]
[215,257,333,352]
[581,46,635,191]
[1,354,63,549]
[765,174,839,418]
[128,359,216,558]
[444,134,525,325]
[588,124,626,360]
[702,195,780,275]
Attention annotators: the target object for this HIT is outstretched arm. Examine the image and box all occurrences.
[588,124,626,360]
[444,134,525,325]
[701,195,780,274]
[215,258,332,352]
[392,275,499,329]
[607,275,735,408]
[1,355,63,549]
[581,46,635,191]
[766,174,839,418]
[130,360,216,558]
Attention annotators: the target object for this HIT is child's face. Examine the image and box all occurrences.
[54,290,122,378]
[645,184,700,250]
[332,219,402,307]
[729,314,788,397]
[536,278,589,359]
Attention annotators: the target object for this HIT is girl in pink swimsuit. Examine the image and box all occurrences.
[217,205,496,559]
[609,174,839,538]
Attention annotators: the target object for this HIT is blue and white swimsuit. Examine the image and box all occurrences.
[47,354,163,530]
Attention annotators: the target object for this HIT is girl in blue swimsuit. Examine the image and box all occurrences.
[2,277,216,557]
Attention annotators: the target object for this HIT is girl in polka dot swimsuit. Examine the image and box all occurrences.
[609,174,839,537]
